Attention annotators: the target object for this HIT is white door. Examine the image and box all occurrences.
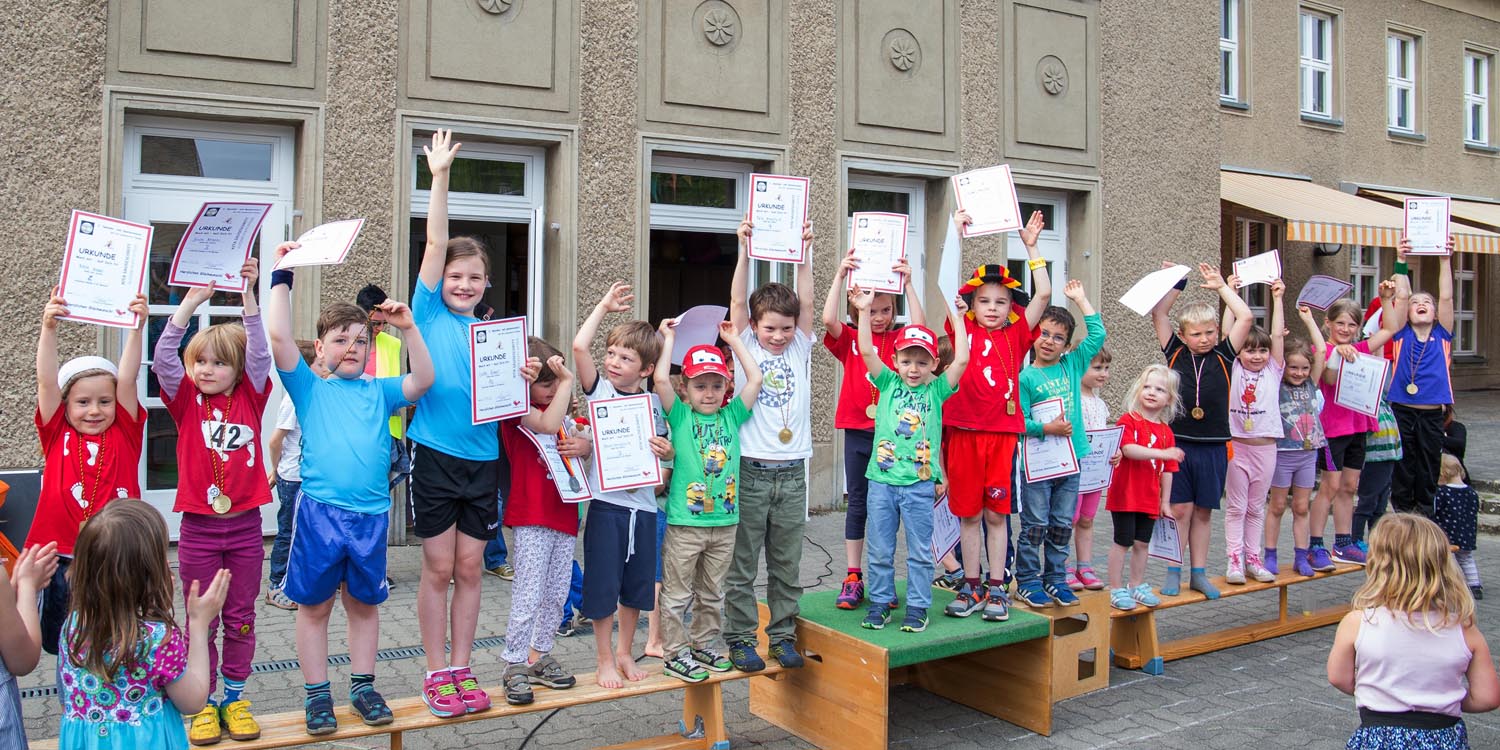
[1005,192,1068,306]
[846,174,926,322]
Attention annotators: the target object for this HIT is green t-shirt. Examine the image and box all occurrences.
[1020,313,1106,459]
[665,396,753,527]
[865,368,958,487]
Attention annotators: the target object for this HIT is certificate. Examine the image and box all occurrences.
[57,210,152,329]
[951,165,1023,238]
[746,174,810,263]
[589,394,663,492]
[1404,197,1451,255]
[1232,249,1282,286]
[1148,518,1183,565]
[1119,265,1191,316]
[1078,426,1124,493]
[1296,275,1354,310]
[1022,398,1079,482]
[167,202,272,292]
[273,219,365,270]
[1334,353,1391,418]
[930,491,962,562]
[847,212,908,294]
[669,305,729,366]
[519,425,593,503]
[469,316,530,424]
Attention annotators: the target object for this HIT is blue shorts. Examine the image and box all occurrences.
[1170,441,1228,510]
[284,493,390,606]
[655,509,668,583]
[580,502,656,620]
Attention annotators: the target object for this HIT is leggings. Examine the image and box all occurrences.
[843,429,874,541]
[1111,511,1156,547]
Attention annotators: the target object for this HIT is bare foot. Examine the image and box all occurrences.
[616,652,647,682]
[643,640,664,659]
[595,657,624,688]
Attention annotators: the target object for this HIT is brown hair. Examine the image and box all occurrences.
[1325,299,1363,330]
[183,323,248,384]
[295,340,319,366]
[316,302,370,340]
[529,336,564,385]
[1242,326,1272,351]
[935,335,954,375]
[1353,513,1474,631]
[605,321,662,371]
[67,500,177,680]
[1038,306,1077,343]
[749,282,800,323]
[1091,347,1113,366]
[845,291,896,323]
[1283,337,1313,365]
[445,236,491,275]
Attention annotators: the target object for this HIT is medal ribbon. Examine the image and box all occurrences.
[205,390,233,505]
[73,429,106,523]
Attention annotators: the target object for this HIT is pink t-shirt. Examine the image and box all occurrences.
[1320,341,1379,437]
[1230,359,1284,439]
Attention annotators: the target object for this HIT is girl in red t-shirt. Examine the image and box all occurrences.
[1108,365,1185,612]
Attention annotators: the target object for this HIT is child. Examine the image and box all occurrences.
[1069,348,1113,591]
[851,285,967,632]
[944,210,1051,621]
[1016,280,1106,608]
[822,248,925,611]
[1327,514,1499,749]
[1,543,57,747]
[1222,279,1285,584]
[496,338,582,704]
[266,248,434,735]
[1265,310,1328,578]
[722,216,816,671]
[265,342,328,612]
[1387,237,1457,519]
[57,500,231,750]
[1107,365,1184,611]
[1354,401,1404,545]
[1149,262,1252,599]
[29,289,148,656]
[1433,454,1482,600]
[653,322,763,682]
[150,262,272,744]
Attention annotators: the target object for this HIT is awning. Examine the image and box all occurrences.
[1360,188,1500,235]
[1221,170,1500,254]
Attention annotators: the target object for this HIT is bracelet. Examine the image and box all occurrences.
[1393,260,1409,276]
[270,269,294,290]
[1173,278,1188,291]
[1027,257,1047,271]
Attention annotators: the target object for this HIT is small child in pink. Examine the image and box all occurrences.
[1223,280,1285,584]
[1067,348,1112,591]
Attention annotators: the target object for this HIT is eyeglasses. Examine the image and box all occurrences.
[1036,332,1069,344]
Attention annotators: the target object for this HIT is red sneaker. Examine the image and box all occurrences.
[449,667,492,713]
[421,671,466,718]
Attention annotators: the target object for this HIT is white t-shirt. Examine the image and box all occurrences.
[584,377,662,512]
[734,327,813,461]
[274,396,303,482]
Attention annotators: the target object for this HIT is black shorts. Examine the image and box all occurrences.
[580,502,657,620]
[410,443,500,540]
[1111,511,1157,548]
[1325,433,1367,472]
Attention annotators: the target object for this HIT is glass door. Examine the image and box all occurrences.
[1006,192,1068,307]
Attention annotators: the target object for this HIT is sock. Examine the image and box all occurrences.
[425,669,450,680]
[222,676,246,705]
[350,673,375,700]
[987,579,1003,592]
[1310,536,1324,549]
[1335,533,1354,549]
[849,567,862,577]
[1163,566,1182,596]
[1265,547,1276,556]
[1190,567,1220,600]
[964,577,981,592]
[304,681,331,707]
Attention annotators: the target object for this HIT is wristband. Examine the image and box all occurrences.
[1173,278,1188,291]
[1393,260,1409,276]
[270,269,294,290]
[1027,257,1047,271]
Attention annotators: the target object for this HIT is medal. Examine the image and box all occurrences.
[1007,402,1016,416]
[1191,407,1205,420]
[1243,418,1253,431]
[207,485,231,514]
[865,404,877,419]
[203,391,235,515]
[1302,437,1312,450]
[1406,383,1419,395]
[779,428,794,444]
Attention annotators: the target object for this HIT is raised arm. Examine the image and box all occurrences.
[1151,262,1182,348]
[36,291,66,421]
[730,215,753,334]
[822,249,859,339]
[1437,242,1456,331]
[235,260,272,393]
[381,301,433,403]
[116,294,149,416]
[896,258,927,328]
[152,283,215,400]
[520,357,575,433]
[1298,305,1327,385]
[1018,210,1051,325]
[1269,279,1286,365]
[851,287,883,376]
[652,319,679,410]
[266,245,301,372]
[573,281,633,393]
[1204,264,1252,351]
[1365,277,1403,353]
[796,221,815,337]
[943,298,970,389]
[1063,279,1104,360]
[0,542,56,677]
[723,320,763,407]
[167,569,229,714]
[418,129,461,289]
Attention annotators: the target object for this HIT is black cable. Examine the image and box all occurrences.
[516,707,563,750]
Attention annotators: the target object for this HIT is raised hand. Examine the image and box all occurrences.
[42,288,70,329]
[127,294,149,329]
[11,542,58,592]
[1018,210,1045,248]
[952,293,969,315]
[1297,304,1315,321]
[239,260,259,292]
[181,281,215,310]
[717,320,736,340]
[736,214,753,244]
[544,355,571,382]
[1062,278,1086,302]
[1379,278,1399,299]
[377,300,415,331]
[423,128,461,174]
[1270,278,1285,298]
[849,286,874,311]
[598,282,634,314]
[1397,237,1412,260]
[519,356,543,383]
[953,209,973,227]
[1199,263,1226,290]
[187,569,231,625]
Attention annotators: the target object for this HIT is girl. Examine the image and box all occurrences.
[1442,405,1470,484]
[1107,365,1185,612]
[152,262,273,744]
[58,500,231,750]
[1266,306,1328,578]
[1,543,58,747]
[30,289,148,656]
[1327,514,1499,749]
[821,248,925,610]
[1223,280,1286,584]
[1433,454,1482,600]
[1387,237,1457,519]
[1068,348,1112,591]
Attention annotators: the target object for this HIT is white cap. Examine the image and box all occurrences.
[58,356,118,390]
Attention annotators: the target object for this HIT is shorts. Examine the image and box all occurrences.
[284,493,390,606]
[1325,432,1367,472]
[1273,449,1321,489]
[1073,490,1103,524]
[1169,441,1229,510]
[655,508,669,583]
[580,502,657,620]
[410,442,499,540]
[1110,511,1156,547]
[943,428,1018,516]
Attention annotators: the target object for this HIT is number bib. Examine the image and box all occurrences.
[202,420,255,453]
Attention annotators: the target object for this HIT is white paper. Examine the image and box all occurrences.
[746,174,810,263]
[519,425,593,502]
[469,316,530,424]
[589,394,663,492]
[951,165,1023,238]
[847,212,908,294]
[168,202,272,292]
[1119,265,1191,316]
[669,305,729,366]
[1232,249,1282,286]
[930,491,962,562]
[938,217,962,307]
[1077,426,1124,493]
[57,210,153,329]
[273,219,365,270]
[1148,518,1183,564]
[1296,274,1354,310]
[1023,398,1080,482]
[1334,353,1391,418]
[1404,197,1451,256]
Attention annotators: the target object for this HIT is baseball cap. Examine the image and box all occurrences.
[894,325,939,358]
[682,344,731,379]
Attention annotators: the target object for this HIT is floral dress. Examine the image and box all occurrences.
[57,616,188,749]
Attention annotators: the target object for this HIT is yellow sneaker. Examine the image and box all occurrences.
[187,705,222,746]
[219,700,261,741]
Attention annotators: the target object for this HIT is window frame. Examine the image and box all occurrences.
[1349,245,1380,307]
[844,173,927,324]
[1299,8,1336,120]
[1454,252,1478,356]
[1220,0,1245,105]
[1231,217,1278,330]
[1465,49,1494,148]
[408,138,544,223]
[1386,32,1419,134]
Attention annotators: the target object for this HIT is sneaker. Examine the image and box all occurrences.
[449,667,491,713]
[1076,566,1105,590]
[900,608,929,633]
[1065,566,1083,591]
[981,591,1011,622]
[486,564,515,581]
[1357,540,1370,556]
[664,651,709,683]
[1109,587,1137,611]
[1245,557,1276,583]
[265,588,298,611]
[1131,583,1161,608]
[422,670,466,717]
[1332,543,1367,566]
[1045,583,1080,607]
[526,654,577,689]
[501,662,533,706]
[944,583,985,618]
[728,640,765,672]
[349,687,394,726]
[188,704,223,745]
[862,606,891,629]
[1472,585,1485,601]
[770,640,805,668]
[1016,585,1052,609]
[835,573,865,610]
[933,568,965,592]
[1293,548,1316,577]
[218,700,260,741]
[1225,553,1246,585]
[691,648,733,673]
[1308,545,1336,572]
[1264,548,1279,575]
[302,694,337,737]
[555,617,577,638]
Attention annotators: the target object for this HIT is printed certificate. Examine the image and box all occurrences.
[1078,426,1124,493]
[469,316,530,424]
[1295,275,1354,310]
[167,202,272,292]
[951,165,1023,238]
[746,174,811,263]
[1404,197,1451,256]
[930,491,962,562]
[847,212,908,294]
[1148,518,1183,565]
[273,219,365,270]
[57,210,152,329]
[1232,249,1281,286]
[520,425,593,503]
[1334,353,1391,418]
[1119,265,1191,316]
[1022,398,1080,482]
[589,394,663,492]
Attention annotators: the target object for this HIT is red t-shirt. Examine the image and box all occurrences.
[943,309,1039,433]
[1107,412,1178,517]
[500,420,581,536]
[824,324,902,431]
[165,376,273,515]
[28,405,145,555]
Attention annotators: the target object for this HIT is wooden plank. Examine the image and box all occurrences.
[908,636,1055,736]
[1107,562,1364,618]
[1109,611,1160,673]
[750,616,889,750]
[1158,604,1349,662]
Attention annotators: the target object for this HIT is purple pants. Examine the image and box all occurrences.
[178,511,265,691]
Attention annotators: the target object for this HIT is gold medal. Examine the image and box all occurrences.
[865,404,878,419]
[779,428,793,444]
[1406,383,1419,395]
[1191,407,1205,420]
[1243,418,1253,431]
[208,486,231,515]
[1302,437,1312,450]
[1007,402,1016,416]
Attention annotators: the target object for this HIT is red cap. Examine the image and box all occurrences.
[682,344,731,379]
[894,325,939,358]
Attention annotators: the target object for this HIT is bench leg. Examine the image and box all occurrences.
[391,730,402,750]
[1110,611,1164,675]
[682,681,728,750]
[750,623,888,750]
[909,637,1055,736]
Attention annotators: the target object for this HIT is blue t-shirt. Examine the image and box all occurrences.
[279,359,412,514]
[407,278,499,461]
[1387,324,1454,406]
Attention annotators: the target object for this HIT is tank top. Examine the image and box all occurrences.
[1354,606,1471,717]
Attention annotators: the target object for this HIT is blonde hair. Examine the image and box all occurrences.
[1123,364,1181,422]
[1324,299,1364,339]
[1439,454,1465,485]
[1173,301,1218,332]
[182,322,248,384]
[1352,514,1474,631]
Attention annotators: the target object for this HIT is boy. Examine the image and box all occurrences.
[1149,262,1252,599]
[264,341,329,611]
[1015,280,1106,608]
[1387,236,1456,518]
[572,282,672,689]
[723,217,814,671]
[266,244,435,735]
[851,287,968,633]
[653,322,763,682]
[943,210,1050,622]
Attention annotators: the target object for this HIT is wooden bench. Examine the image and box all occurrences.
[1109,561,1364,675]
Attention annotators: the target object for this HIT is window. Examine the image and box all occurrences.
[1454,253,1477,356]
[1466,51,1492,147]
[1349,245,1379,306]
[1231,217,1277,329]
[845,174,926,322]
[1299,9,1335,119]
[1220,0,1245,104]
[1387,33,1418,133]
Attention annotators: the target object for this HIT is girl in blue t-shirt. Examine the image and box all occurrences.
[1386,237,1456,519]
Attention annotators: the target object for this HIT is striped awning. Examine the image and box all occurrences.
[1361,189,1500,235]
[1221,170,1500,254]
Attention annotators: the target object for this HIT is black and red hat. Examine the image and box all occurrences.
[960,264,1029,323]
